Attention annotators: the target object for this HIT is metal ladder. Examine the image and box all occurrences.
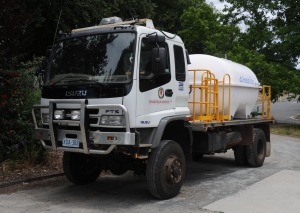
[188,69,231,123]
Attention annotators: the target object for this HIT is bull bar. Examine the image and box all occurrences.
[32,100,135,154]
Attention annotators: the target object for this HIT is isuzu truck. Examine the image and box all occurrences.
[32,17,273,199]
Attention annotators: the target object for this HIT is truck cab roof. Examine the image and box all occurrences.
[68,17,183,44]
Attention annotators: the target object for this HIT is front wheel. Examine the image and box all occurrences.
[63,152,102,185]
[109,159,127,176]
[146,140,186,199]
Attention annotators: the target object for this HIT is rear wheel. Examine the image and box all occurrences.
[247,128,266,167]
[63,152,102,185]
[146,140,186,199]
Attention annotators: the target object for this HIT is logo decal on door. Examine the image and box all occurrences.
[179,82,184,91]
[158,87,164,99]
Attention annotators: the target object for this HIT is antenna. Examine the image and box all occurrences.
[52,9,63,48]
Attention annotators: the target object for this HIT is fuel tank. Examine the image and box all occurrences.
[188,54,260,119]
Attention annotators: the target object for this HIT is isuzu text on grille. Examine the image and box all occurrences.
[65,90,87,97]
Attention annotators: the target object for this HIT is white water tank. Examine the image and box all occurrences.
[188,54,260,119]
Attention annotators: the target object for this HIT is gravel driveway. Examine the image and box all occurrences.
[0,134,299,213]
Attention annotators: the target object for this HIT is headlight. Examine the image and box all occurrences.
[100,115,109,125]
[109,116,125,126]
[71,110,80,120]
[100,115,125,126]
[54,110,65,120]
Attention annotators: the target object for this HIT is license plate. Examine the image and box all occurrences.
[62,138,80,148]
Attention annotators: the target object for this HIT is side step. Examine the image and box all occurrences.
[139,144,152,148]
[135,144,152,159]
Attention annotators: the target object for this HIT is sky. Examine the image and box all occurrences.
[207,0,247,32]
[207,0,226,11]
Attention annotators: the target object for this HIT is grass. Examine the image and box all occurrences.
[270,124,300,138]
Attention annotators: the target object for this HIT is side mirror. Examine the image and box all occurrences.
[148,34,165,45]
[152,47,166,74]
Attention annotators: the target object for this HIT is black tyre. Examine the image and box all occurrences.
[233,145,248,166]
[247,128,266,167]
[109,160,127,176]
[146,140,186,199]
[110,169,127,176]
[63,152,102,185]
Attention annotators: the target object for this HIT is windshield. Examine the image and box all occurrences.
[45,32,136,86]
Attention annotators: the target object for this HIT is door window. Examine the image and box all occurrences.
[139,37,170,92]
[173,45,186,81]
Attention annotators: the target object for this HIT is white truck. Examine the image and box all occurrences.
[32,17,273,199]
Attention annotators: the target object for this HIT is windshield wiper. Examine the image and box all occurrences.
[49,74,92,86]
[62,79,109,87]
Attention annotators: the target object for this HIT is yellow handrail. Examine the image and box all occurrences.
[188,69,232,123]
[188,69,272,122]
[188,69,219,123]
[219,74,231,121]
[262,85,271,118]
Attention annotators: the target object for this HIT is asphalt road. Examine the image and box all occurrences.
[271,100,300,124]
[1,134,299,213]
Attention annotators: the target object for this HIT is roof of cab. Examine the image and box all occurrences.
[71,18,155,33]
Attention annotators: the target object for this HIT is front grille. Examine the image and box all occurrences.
[89,118,98,124]
[88,109,99,115]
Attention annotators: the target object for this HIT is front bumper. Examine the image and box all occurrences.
[32,100,135,154]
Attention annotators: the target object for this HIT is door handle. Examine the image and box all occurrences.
[165,89,173,97]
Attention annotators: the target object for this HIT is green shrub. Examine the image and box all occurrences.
[0,57,46,163]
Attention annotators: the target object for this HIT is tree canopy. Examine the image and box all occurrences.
[1,0,299,100]
[221,0,300,99]
[0,0,155,69]
[222,0,300,69]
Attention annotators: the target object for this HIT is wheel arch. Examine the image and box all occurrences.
[152,116,193,162]
[234,124,271,157]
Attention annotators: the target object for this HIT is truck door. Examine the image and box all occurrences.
[136,35,176,125]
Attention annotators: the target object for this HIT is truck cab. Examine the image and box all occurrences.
[33,18,192,199]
